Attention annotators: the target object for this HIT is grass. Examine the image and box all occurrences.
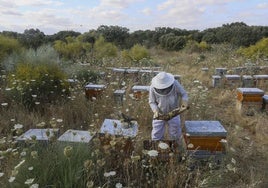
[0,44,268,187]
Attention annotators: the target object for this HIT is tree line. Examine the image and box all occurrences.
[1,22,268,52]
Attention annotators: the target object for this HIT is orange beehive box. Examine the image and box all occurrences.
[85,84,106,100]
[237,88,264,102]
[132,85,150,99]
[236,100,263,115]
[184,121,227,152]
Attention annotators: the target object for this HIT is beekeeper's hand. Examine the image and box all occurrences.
[181,101,188,109]
[153,110,159,119]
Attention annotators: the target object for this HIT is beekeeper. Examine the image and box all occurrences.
[149,72,188,140]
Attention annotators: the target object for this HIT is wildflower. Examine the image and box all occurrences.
[10,119,15,122]
[8,176,15,183]
[1,103,8,106]
[86,181,94,188]
[30,184,39,188]
[0,172,4,177]
[115,183,123,188]
[35,102,40,105]
[158,142,169,150]
[28,166,34,171]
[104,171,116,177]
[36,122,46,128]
[64,146,73,158]
[31,95,37,98]
[231,158,236,165]
[14,124,23,130]
[20,151,27,157]
[147,150,158,157]
[25,178,34,185]
[56,119,63,123]
[31,151,38,159]
[187,143,194,149]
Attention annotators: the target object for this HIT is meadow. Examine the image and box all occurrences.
[0,44,268,188]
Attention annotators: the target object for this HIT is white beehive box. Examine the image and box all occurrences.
[242,75,254,87]
[212,75,222,88]
[215,68,227,76]
[100,119,138,137]
[58,129,95,143]
[113,89,126,105]
[223,75,241,88]
[16,129,59,142]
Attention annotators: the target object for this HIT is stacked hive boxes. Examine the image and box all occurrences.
[236,88,265,115]
[184,121,227,158]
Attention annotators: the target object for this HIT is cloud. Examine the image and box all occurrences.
[141,8,152,16]
[7,0,63,7]
[257,2,268,9]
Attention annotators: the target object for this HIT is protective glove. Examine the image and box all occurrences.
[181,100,188,109]
[153,110,159,119]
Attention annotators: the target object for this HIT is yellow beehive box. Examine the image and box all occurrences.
[237,88,264,102]
[184,121,227,153]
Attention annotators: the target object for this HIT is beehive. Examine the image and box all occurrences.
[113,89,125,105]
[242,75,254,87]
[212,75,222,88]
[253,75,268,90]
[215,68,227,76]
[58,129,95,143]
[84,84,106,100]
[232,67,246,74]
[131,85,150,99]
[99,119,138,156]
[16,128,59,143]
[201,67,209,72]
[237,88,264,102]
[184,121,227,153]
[223,75,241,88]
[262,95,268,111]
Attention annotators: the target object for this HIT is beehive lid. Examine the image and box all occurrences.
[100,119,138,137]
[16,129,59,141]
[85,84,106,89]
[112,68,126,73]
[140,69,153,73]
[212,75,221,79]
[237,88,264,95]
[132,85,150,91]
[253,75,268,79]
[114,89,126,95]
[58,129,95,143]
[126,69,139,73]
[201,67,209,71]
[263,95,268,102]
[215,68,227,71]
[224,75,240,79]
[185,121,227,137]
[242,75,253,79]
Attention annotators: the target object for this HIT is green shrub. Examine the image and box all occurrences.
[122,44,150,62]
[6,63,69,110]
[94,36,118,60]
[0,35,21,66]
[75,69,101,86]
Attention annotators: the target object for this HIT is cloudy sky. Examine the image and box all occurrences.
[0,0,267,34]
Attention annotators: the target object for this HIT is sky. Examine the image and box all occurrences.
[0,0,268,35]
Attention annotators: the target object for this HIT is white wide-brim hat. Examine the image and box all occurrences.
[152,72,175,89]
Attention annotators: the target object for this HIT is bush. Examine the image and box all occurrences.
[75,69,101,86]
[6,63,69,110]
[122,44,150,62]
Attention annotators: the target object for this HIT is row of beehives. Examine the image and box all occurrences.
[236,87,268,115]
[212,66,268,76]
[16,119,227,160]
[212,74,268,90]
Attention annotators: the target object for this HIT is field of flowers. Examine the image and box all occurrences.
[0,45,268,187]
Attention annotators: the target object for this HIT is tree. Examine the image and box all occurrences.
[19,29,45,51]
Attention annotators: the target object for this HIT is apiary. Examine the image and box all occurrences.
[16,128,59,143]
[262,95,268,111]
[242,75,254,87]
[184,121,227,154]
[58,129,95,143]
[223,75,241,88]
[237,88,264,102]
[113,89,125,105]
[131,85,150,99]
[253,75,268,90]
[212,75,222,88]
[215,68,227,76]
[84,84,106,100]
[174,75,181,83]
[99,119,138,156]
